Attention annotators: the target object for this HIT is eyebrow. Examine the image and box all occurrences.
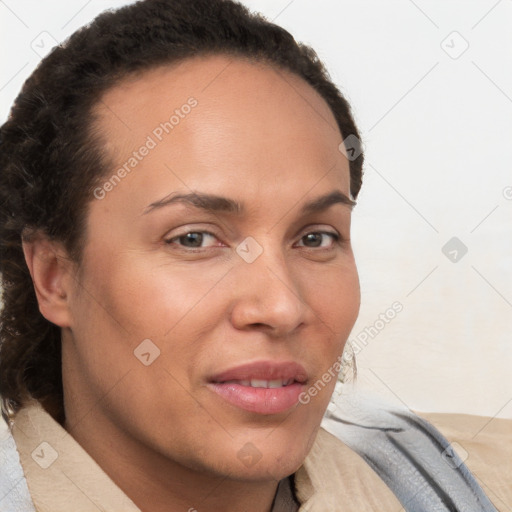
[143,189,355,215]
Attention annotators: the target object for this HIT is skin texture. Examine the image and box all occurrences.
[23,55,360,512]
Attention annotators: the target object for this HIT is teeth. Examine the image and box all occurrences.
[250,379,268,388]
[244,379,292,388]
[222,379,294,388]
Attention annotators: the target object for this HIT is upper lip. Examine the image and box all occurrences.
[209,361,308,384]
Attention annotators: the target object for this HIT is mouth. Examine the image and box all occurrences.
[207,361,308,415]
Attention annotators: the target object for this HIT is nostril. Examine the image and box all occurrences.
[249,322,267,329]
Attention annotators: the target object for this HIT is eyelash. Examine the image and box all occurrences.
[164,230,342,251]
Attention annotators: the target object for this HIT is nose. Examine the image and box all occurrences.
[229,247,311,337]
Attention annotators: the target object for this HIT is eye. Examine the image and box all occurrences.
[296,231,340,249]
[165,231,220,249]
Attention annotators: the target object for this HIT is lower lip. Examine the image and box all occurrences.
[208,382,304,415]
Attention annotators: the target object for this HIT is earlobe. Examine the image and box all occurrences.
[22,235,73,328]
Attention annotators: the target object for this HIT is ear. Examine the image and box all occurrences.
[22,234,74,328]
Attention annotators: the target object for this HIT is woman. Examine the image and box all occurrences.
[0,1,505,510]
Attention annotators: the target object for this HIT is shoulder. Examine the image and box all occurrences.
[0,419,36,512]
[419,410,512,509]
[306,389,501,511]
[296,426,402,511]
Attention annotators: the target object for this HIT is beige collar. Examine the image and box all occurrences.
[11,401,400,511]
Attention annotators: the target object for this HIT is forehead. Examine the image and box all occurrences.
[95,54,340,132]
[91,55,349,215]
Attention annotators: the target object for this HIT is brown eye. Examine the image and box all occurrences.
[166,231,218,248]
[179,232,204,247]
[297,232,339,248]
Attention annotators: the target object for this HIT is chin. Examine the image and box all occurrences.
[224,453,306,483]
[221,425,320,482]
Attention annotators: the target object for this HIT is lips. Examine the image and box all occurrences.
[207,361,308,415]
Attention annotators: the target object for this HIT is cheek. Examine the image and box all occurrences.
[67,250,235,407]
[302,260,360,391]
[79,251,231,340]
[66,252,226,438]
[302,259,360,336]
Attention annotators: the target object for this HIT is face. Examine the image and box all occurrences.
[62,55,360,483]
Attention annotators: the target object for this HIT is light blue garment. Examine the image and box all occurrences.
[0,419,36,512]
[322,388,498,512]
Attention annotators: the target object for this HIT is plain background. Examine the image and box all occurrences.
[1,0,511,419]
